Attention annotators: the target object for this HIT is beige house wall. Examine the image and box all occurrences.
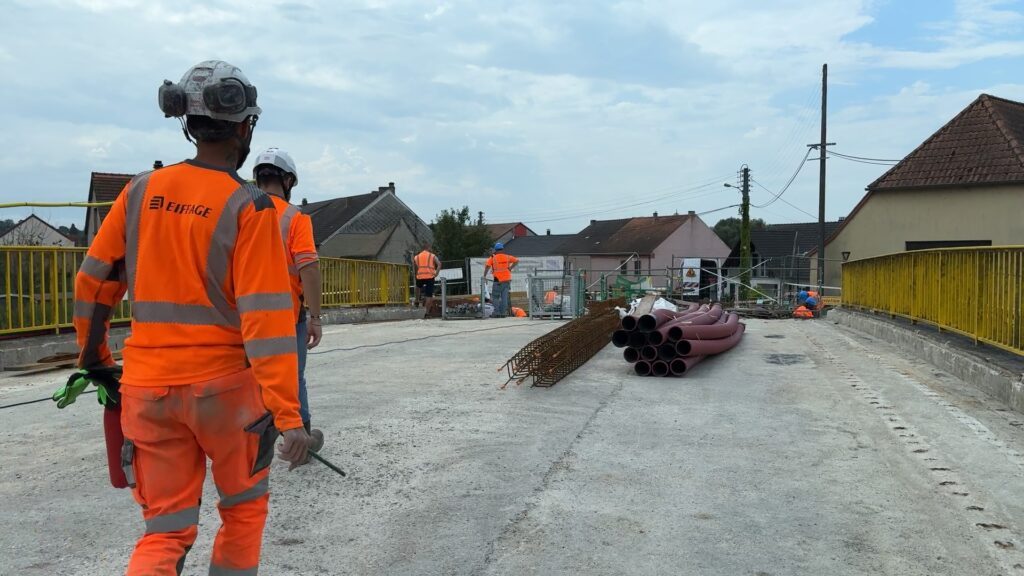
[812,184,1024,290]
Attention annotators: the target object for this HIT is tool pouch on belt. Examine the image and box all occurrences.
[245,411,279,476]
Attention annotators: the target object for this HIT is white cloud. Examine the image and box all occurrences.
[423,3,450,21]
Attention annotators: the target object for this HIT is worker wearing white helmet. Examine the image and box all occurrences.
[253,148,325,450]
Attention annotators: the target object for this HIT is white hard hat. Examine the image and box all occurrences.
[253,148,299,185]
[159,60,261,123]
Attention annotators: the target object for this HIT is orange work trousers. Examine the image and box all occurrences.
[120,369,278,576]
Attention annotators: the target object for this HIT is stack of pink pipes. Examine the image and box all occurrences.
[611,302,745,377]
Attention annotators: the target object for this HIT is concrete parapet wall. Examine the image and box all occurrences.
[828,308,1024,414]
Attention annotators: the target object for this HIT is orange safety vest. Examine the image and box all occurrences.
[415,250,439,280]
[512,306,527,317]
[74,161,302,431]
[487,253,518,282]
[544,290,558,305]
[793,306,814,318]
[272,196,319,319]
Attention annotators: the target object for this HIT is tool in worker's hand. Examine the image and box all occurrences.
[53,365,130,488]
[52,365,123,408]
[309,451,346,477]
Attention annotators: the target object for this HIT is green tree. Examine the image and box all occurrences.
[430,206,493,263]
[713,217,767,248]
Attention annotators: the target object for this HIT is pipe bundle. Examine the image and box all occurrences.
[612,302,745,377]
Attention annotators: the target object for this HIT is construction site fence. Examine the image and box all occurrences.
[0,246,410,336]
[842,246,1024,356]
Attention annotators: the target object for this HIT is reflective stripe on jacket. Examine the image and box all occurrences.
[74,160,302,431]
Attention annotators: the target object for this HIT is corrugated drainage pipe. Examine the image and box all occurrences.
[623,347,641,363]
[634,360,652,376]
[676,322,746,357]
[669,355,706,376]
[651,360,670,377]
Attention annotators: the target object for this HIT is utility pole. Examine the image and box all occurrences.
[740,165,751,300]
[817,63,828,298]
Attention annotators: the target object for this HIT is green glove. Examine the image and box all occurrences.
[52,366,123,409]
[53,370,91,409]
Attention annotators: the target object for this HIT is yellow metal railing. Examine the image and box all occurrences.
[842,246,1024,356]
[0,247,411,335]
[320,256,410,308]
[0,246,131,335]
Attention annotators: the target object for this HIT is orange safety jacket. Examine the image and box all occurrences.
[544,290,558,305]
[793,306,814,318]
[271,196,319,320]
[486,253,518,282]
[415,250,440,280]
[74,161,302,431]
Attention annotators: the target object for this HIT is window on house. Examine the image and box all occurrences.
[619,260,628,273]
[634,259,641,275]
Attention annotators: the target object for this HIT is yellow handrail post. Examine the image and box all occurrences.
[51,248,59,334]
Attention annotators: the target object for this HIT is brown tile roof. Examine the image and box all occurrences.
[868,94,1024,191]
[559,214,691,255]
[86,172,133,234]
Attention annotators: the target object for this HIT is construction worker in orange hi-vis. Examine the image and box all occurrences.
[73,60,312,575]
[413,243,441,310]
[483,242,518,318]
[253,148,325,446]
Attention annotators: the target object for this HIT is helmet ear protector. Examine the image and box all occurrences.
[159,78,259,118]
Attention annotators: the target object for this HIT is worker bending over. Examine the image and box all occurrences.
[75,60,311,575]
[254,147,325,444]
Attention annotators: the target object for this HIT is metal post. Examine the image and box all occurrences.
[817,63,827,299]
[740,165,751,301]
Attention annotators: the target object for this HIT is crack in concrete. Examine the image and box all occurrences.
[473,379,625,575]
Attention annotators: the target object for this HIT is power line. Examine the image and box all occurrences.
[826,154,898,166]
[751,147,814,209]
[829,150,900,163]
[750,178,818,220]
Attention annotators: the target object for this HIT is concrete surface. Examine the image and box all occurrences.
[829,308,1024,414]
[0,306,421,371]
[2,318,1024,575]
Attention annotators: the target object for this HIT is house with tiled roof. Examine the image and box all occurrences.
[299,182,433,264]
[561,211,730,291]
[811,93,1024,291]
[484,222,536,245]
[85,171,133,244]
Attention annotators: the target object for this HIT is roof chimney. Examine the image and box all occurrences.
[301,198,308,206]
[653,211,658,218]
[687,210,695,216]
[153,160,163,170]
[590,219,596,225]
[389,182,395,194]
[837,216,845,221]
[546,229,551,235]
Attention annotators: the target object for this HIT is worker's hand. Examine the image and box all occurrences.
[277,427,312,471]
[307,321,322,350]
[52,370,91,409]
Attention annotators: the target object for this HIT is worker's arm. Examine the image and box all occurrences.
[508,256,520,271]
[298,263,322,348]
[74,183,129,369]
[292,213,322,349]
[483,257,492,279]
[433,255,441,278]
[234,192,303,433]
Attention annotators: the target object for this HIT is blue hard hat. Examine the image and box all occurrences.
[798,290,808,300]
[494,242,504,250]
[805,296,818,307]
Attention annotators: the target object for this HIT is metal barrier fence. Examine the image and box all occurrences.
[842,247,1024,356]
[0,247,410,335]
[0,247,131,335]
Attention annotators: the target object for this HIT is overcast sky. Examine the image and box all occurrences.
[3,0,1024,233]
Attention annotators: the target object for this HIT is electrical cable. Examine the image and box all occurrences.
[751,147,814,210]
[829,150,900,163]
[0,323,558,411]
[751,179,818,220]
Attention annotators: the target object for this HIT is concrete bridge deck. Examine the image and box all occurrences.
[1,318,1023,575]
